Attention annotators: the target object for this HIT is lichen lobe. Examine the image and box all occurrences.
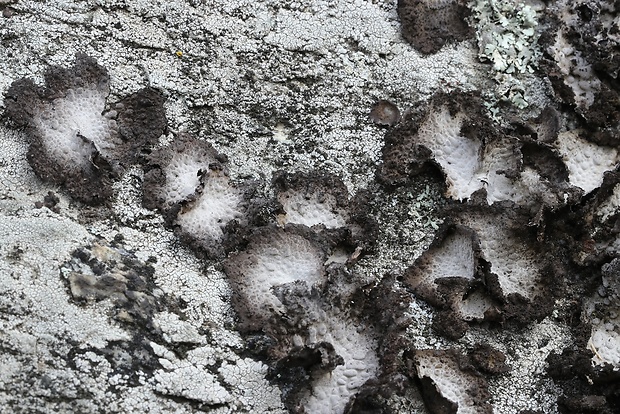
[4,54,166,204]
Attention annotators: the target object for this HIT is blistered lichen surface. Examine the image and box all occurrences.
[2,1,620,414]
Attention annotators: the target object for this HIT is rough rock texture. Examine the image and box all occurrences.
[2,1,620,414]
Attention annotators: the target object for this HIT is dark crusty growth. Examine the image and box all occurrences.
[143,133,275,259]
[273,170,351,229]
[3,54,166,204]
[223,224,328,333]
[398,0,472,54]
[272,170,378,256]
[142,133,226,214]
[222,210,383,412]
[61,241,163,331]
[540,0,620,145]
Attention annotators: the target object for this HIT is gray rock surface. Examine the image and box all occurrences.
[1,1,619,413]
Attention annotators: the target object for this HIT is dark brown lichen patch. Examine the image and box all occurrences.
[380,91,597,215]
[113,87,167,164]
[402,223,501,338]
[454,205,560,325]
[520,142,569,186]
[223,224,330,334]
[226,271,383,413]
[535,198,620,411]
[378,92,462,187]
[143,133,226,216]
[398,201,564,338]
[268,341,344,411]
[223,217,385,412]
[539,1,620,145]
[550,310,620,412]
[517,106,562,144]
[61,241,163,331]
[404,224,481,306]
[547,326,620,414]
[34,191,60,213]
[352,274,425,407]
[398,0,472,54]
[176,173,275,259]
[268,282,380,414]
[579,170,620,256]
[568,1,620,79]
[144,133,275,259]
[469,343,510,375]
[3,54,166,204]
[379,91,528,205]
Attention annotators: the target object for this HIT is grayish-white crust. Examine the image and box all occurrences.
[3,1,620,414]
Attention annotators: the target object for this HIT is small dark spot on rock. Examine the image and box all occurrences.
[2,7,13,18]
[369,100,401,127]
[6,245,24,263]
[577,5,593,22]
[34,191,60,213]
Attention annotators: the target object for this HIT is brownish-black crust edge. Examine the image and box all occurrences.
[3,54,166,205]
[397,0,473,55]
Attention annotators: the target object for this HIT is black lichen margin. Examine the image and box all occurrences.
[3,54,166,204]
[223,219,387,412]
[142,133,227,219]
[143,133,277,259]
[398,0,472,54]
[272,170,379,256]
[378,90,497,189]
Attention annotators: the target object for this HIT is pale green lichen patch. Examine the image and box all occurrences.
[469,0,544,109]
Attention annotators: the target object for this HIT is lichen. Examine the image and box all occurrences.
[468,0,544,109]
[3,1,620,413]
